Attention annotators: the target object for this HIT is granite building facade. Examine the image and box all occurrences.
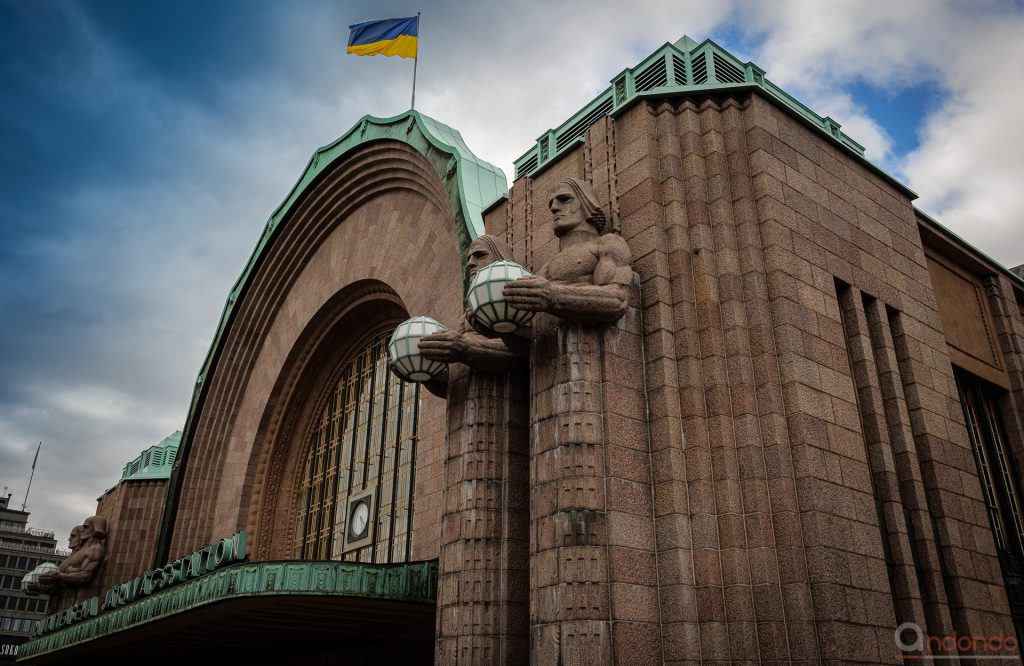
[20,36,1024,664]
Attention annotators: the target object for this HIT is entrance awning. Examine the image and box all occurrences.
[18,560,437,665]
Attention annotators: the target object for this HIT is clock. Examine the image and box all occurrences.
[349,500,370,540]
[344,490,375,549]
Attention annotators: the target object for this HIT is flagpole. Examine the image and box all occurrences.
[22,442,40,511]
[411,12,420,110]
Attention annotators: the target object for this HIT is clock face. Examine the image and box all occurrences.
[349,501,370,539]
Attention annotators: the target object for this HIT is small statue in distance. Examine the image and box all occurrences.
[38,515,107,588]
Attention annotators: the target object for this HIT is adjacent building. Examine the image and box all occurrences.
[0,496,62,664]
[93,431,180,588]
[18,35,1024,664]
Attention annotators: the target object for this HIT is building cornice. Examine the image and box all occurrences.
[513,35,916,200]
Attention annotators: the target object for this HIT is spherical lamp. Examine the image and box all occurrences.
[467,260,534,333]
[388,317,447,382]
[21,562,59,595]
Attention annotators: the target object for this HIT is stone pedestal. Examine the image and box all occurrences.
[436,364,530,664]
[529,308,661,665]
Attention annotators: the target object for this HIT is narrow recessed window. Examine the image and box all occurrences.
[956,371,1024,632]
[293,331,420,563]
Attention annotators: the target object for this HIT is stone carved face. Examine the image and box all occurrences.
[67,526,83,550]
[466,238,496,281]
[465,235,514,283]
[79,515,106,542]
[87,516,105,536]
[549,184,586,237]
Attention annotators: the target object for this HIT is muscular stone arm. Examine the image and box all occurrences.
[421,374,449,400]
[39,547,104,586]
[503,234,633,323]
[504,279,629,323]
[419,329,528,372]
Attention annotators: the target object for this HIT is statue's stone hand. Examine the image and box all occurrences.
[503,275,554,312]
[38,571,59,584]
[418,330,469,363]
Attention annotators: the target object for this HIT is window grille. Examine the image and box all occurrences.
[293,331,419,563]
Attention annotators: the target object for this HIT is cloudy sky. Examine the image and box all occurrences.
[1,0,1022,548]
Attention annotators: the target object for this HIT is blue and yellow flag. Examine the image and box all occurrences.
[347,17,418,59]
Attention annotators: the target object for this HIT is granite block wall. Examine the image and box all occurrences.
[480,90,1019,663]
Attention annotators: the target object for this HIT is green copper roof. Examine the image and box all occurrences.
[514,35,914,198]
[18,559,437,661]
[190,110,506,411]
[272,111,508,239]
[156,111,507,564]
[98,431,182,500]
[119,431,181,483]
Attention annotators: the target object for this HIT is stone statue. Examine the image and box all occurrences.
[416,234,531,662]
[418,234,529,371]
[501,178,636,662]
[39,516,107,588]
[503,178,632,323]
[66,525,84,553]
[21,526,84,595]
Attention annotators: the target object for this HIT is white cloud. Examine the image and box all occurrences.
[901,15,1024,265]
[737,0,1024,265]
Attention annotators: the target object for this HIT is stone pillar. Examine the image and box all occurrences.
[437,364,529,664]
[529,303,660,665]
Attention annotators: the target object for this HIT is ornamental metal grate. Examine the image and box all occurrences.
[517,154,538,179]
[691,52,709,84]
[713,52,746,84]
[294,331,419,564]
[671,54,687,85]
[512,36,873,182]
[956,370,1024,635]
[634,58,668,91]
[554,96,614,152]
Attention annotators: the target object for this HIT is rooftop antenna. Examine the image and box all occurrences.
[22,442,41,511]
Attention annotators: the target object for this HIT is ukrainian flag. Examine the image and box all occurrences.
[347,17,418,59]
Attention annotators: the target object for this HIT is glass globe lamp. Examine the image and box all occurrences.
[388,316,447,382]
[21,562,59,595]
[467,260,534,333]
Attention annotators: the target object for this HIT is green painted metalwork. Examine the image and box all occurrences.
[118,431,181,483]
[513,35,914,198]
[18,559,438,660]
[192,110,506,415]
[915,207,1024,289]
[155,112,507,564]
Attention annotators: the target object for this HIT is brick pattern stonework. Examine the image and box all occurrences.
[477,91,1021,663]
[169,142,463,563]
[437,365,530,663]
[528,309,661,665]
[122,90,1024,663]
[95,480,168,591]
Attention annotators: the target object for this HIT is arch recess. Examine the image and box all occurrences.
[246,280,410,561]
[156,112,504,563]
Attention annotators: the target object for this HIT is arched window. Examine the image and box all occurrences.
[294,330,419,562]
